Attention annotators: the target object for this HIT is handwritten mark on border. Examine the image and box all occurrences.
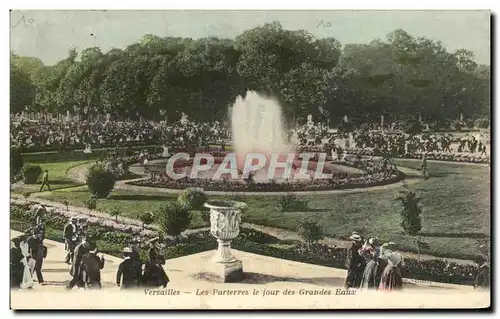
[12,15,35,29]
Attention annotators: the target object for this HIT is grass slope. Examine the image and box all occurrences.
[11,160,89,194]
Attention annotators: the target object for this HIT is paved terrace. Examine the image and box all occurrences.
[10,230,488,310]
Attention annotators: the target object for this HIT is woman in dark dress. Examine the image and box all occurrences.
[378,242,404,291]
[10,237,24,288]
[142,244,169,288]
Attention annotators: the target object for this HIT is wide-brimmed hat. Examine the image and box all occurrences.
[368,237,380,246]
[383,242,397,250]
[350,233,362,241]
[122,247,133,253]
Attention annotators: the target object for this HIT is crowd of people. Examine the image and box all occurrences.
[348,130,489,157]
[10,113,490,163]
[10,204,49,288]
[10,204,170,291]
[10,118,163,151]
[10,114,231,152]
[343,231,490,291]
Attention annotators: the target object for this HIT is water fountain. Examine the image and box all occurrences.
[231,91,295,174]
[144,90,357,184]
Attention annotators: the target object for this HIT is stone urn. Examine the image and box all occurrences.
[204,200,246,282]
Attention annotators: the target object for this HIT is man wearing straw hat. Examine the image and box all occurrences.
[344,231,364,289]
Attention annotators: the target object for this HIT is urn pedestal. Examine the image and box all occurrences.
[204,200,246,283]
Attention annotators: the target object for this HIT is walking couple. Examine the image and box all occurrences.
[10,230,46,289]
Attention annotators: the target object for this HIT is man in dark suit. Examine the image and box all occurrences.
[344,231,364,289]
[474,256,490,291]
[10,237,24,288]
[27,230,45,285]
[35,217,46,241]
[80,241,105,289]
[66,236,91,290]
[128,239,142,263]
[116,247,143,289]
[63,217,77,264]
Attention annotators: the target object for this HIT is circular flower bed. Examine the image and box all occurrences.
[128,158,403,192]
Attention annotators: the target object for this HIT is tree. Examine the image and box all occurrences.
[10,146,23,178]
[177,188,208,211]
[86,163,116,198]
[139,211,155,229]
[404,118,424,136]
[10,63,36,113]
[108,206,122,223]
[156,202,192,241]
[20,163,42,184]
[9,25,489,124]
[297,220,323,247]
[396,184,423,261]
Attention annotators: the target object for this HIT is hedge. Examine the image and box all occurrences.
[20,163,42,184]
[21,145,161,163]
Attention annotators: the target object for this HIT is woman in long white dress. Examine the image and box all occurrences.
[19,236,35,289]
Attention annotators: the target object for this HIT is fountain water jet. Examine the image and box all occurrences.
[230,91,297,181]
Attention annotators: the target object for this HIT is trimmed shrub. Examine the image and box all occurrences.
[10,146,23,177]
[86,163,116,198]
[108,206,122,222]
[279,193,308,212]
[452,120,465,132]
[177,188,208,210]
[404,119,423,136]
[139,211,155,229]
[84,195,97,210]
[156,202,192,239]
[201,209,211,225]
[20,163,42,184]
[297,220,324,246]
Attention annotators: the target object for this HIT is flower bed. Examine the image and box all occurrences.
[10,199,158,242]
[128,171,403,192]
[128,156,403,192]
[176,230,478,286]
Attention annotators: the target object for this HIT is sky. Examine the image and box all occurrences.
[9,10,491,66]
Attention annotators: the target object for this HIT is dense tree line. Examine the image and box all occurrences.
[10,22,490,126]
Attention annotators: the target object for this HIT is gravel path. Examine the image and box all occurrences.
[67,162,424,196]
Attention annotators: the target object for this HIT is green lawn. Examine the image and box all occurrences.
[39,188,207,229]
[38,159,490,260]
[11,160,89,194]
